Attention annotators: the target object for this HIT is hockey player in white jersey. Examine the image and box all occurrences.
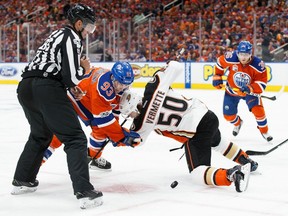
[120,61,258,192]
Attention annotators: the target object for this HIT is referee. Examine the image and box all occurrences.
[11,4,103,209]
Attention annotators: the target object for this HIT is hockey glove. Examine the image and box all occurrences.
[70,86,86,101]
[240,84,253,94]
[112,128,141,147]
[212,75,224,89]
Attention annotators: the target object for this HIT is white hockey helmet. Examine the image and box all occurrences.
[119,90,142,116]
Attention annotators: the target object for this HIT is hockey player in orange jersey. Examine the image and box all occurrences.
[212,40,273,142]
[119,61,258,192]
[42,62,141,170]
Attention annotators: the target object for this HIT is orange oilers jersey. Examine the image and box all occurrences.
[215,51,267,95]
[67,67,125,142]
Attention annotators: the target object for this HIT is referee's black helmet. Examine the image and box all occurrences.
[67,4,96,25]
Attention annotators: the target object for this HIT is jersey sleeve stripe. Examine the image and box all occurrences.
[66,36,79,85]
[91,113,116,128]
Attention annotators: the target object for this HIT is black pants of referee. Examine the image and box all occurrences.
[184,110,221,173]
[13,77,94,194]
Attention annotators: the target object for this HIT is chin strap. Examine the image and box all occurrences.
[71,23,84,40]
[77,28,84,40]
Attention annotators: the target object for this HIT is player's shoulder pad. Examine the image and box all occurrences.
[147,70,161,85]
[97,71,116,101]
[144,75,160,101]
[152,69,162,77]
[224,51,239,63]
[250,56,266,72]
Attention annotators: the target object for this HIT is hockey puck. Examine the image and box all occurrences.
[170,181,178,188]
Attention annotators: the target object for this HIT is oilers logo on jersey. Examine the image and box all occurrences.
[233,72,251,88]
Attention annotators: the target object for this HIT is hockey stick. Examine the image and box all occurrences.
[89,118,128,161]
[221,77,285,101]
[229,84,285,101]
[261,83,285,101]
[249,84,285,101]
[246,138,288,156]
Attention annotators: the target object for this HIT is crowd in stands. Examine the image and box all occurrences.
[0,0,288,62]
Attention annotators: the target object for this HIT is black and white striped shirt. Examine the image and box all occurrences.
[23,26,84,87]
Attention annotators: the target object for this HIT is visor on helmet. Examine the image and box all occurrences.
[83,22,96,34]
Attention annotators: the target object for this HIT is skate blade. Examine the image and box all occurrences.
[89,163,112,172]
[239,163,251,192]
[11,186,37,195]
[79,197,103,209]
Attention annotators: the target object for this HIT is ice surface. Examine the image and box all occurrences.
[1,84,288,216]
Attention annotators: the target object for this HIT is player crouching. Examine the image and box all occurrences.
[119,61,257,192]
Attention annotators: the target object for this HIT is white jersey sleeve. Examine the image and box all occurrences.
[134,61,184,144]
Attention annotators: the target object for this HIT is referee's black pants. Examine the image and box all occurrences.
[14,77,94,194]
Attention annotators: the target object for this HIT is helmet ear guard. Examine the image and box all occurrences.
[119,90,142,117]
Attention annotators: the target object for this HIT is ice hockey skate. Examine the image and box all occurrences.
[11,179,39,195]
[238,154,258,172]
[89,157,112,171]
[227,163,251,192]
[261,132,273,142]
[232,119,243,136]
[76,189,103,209]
